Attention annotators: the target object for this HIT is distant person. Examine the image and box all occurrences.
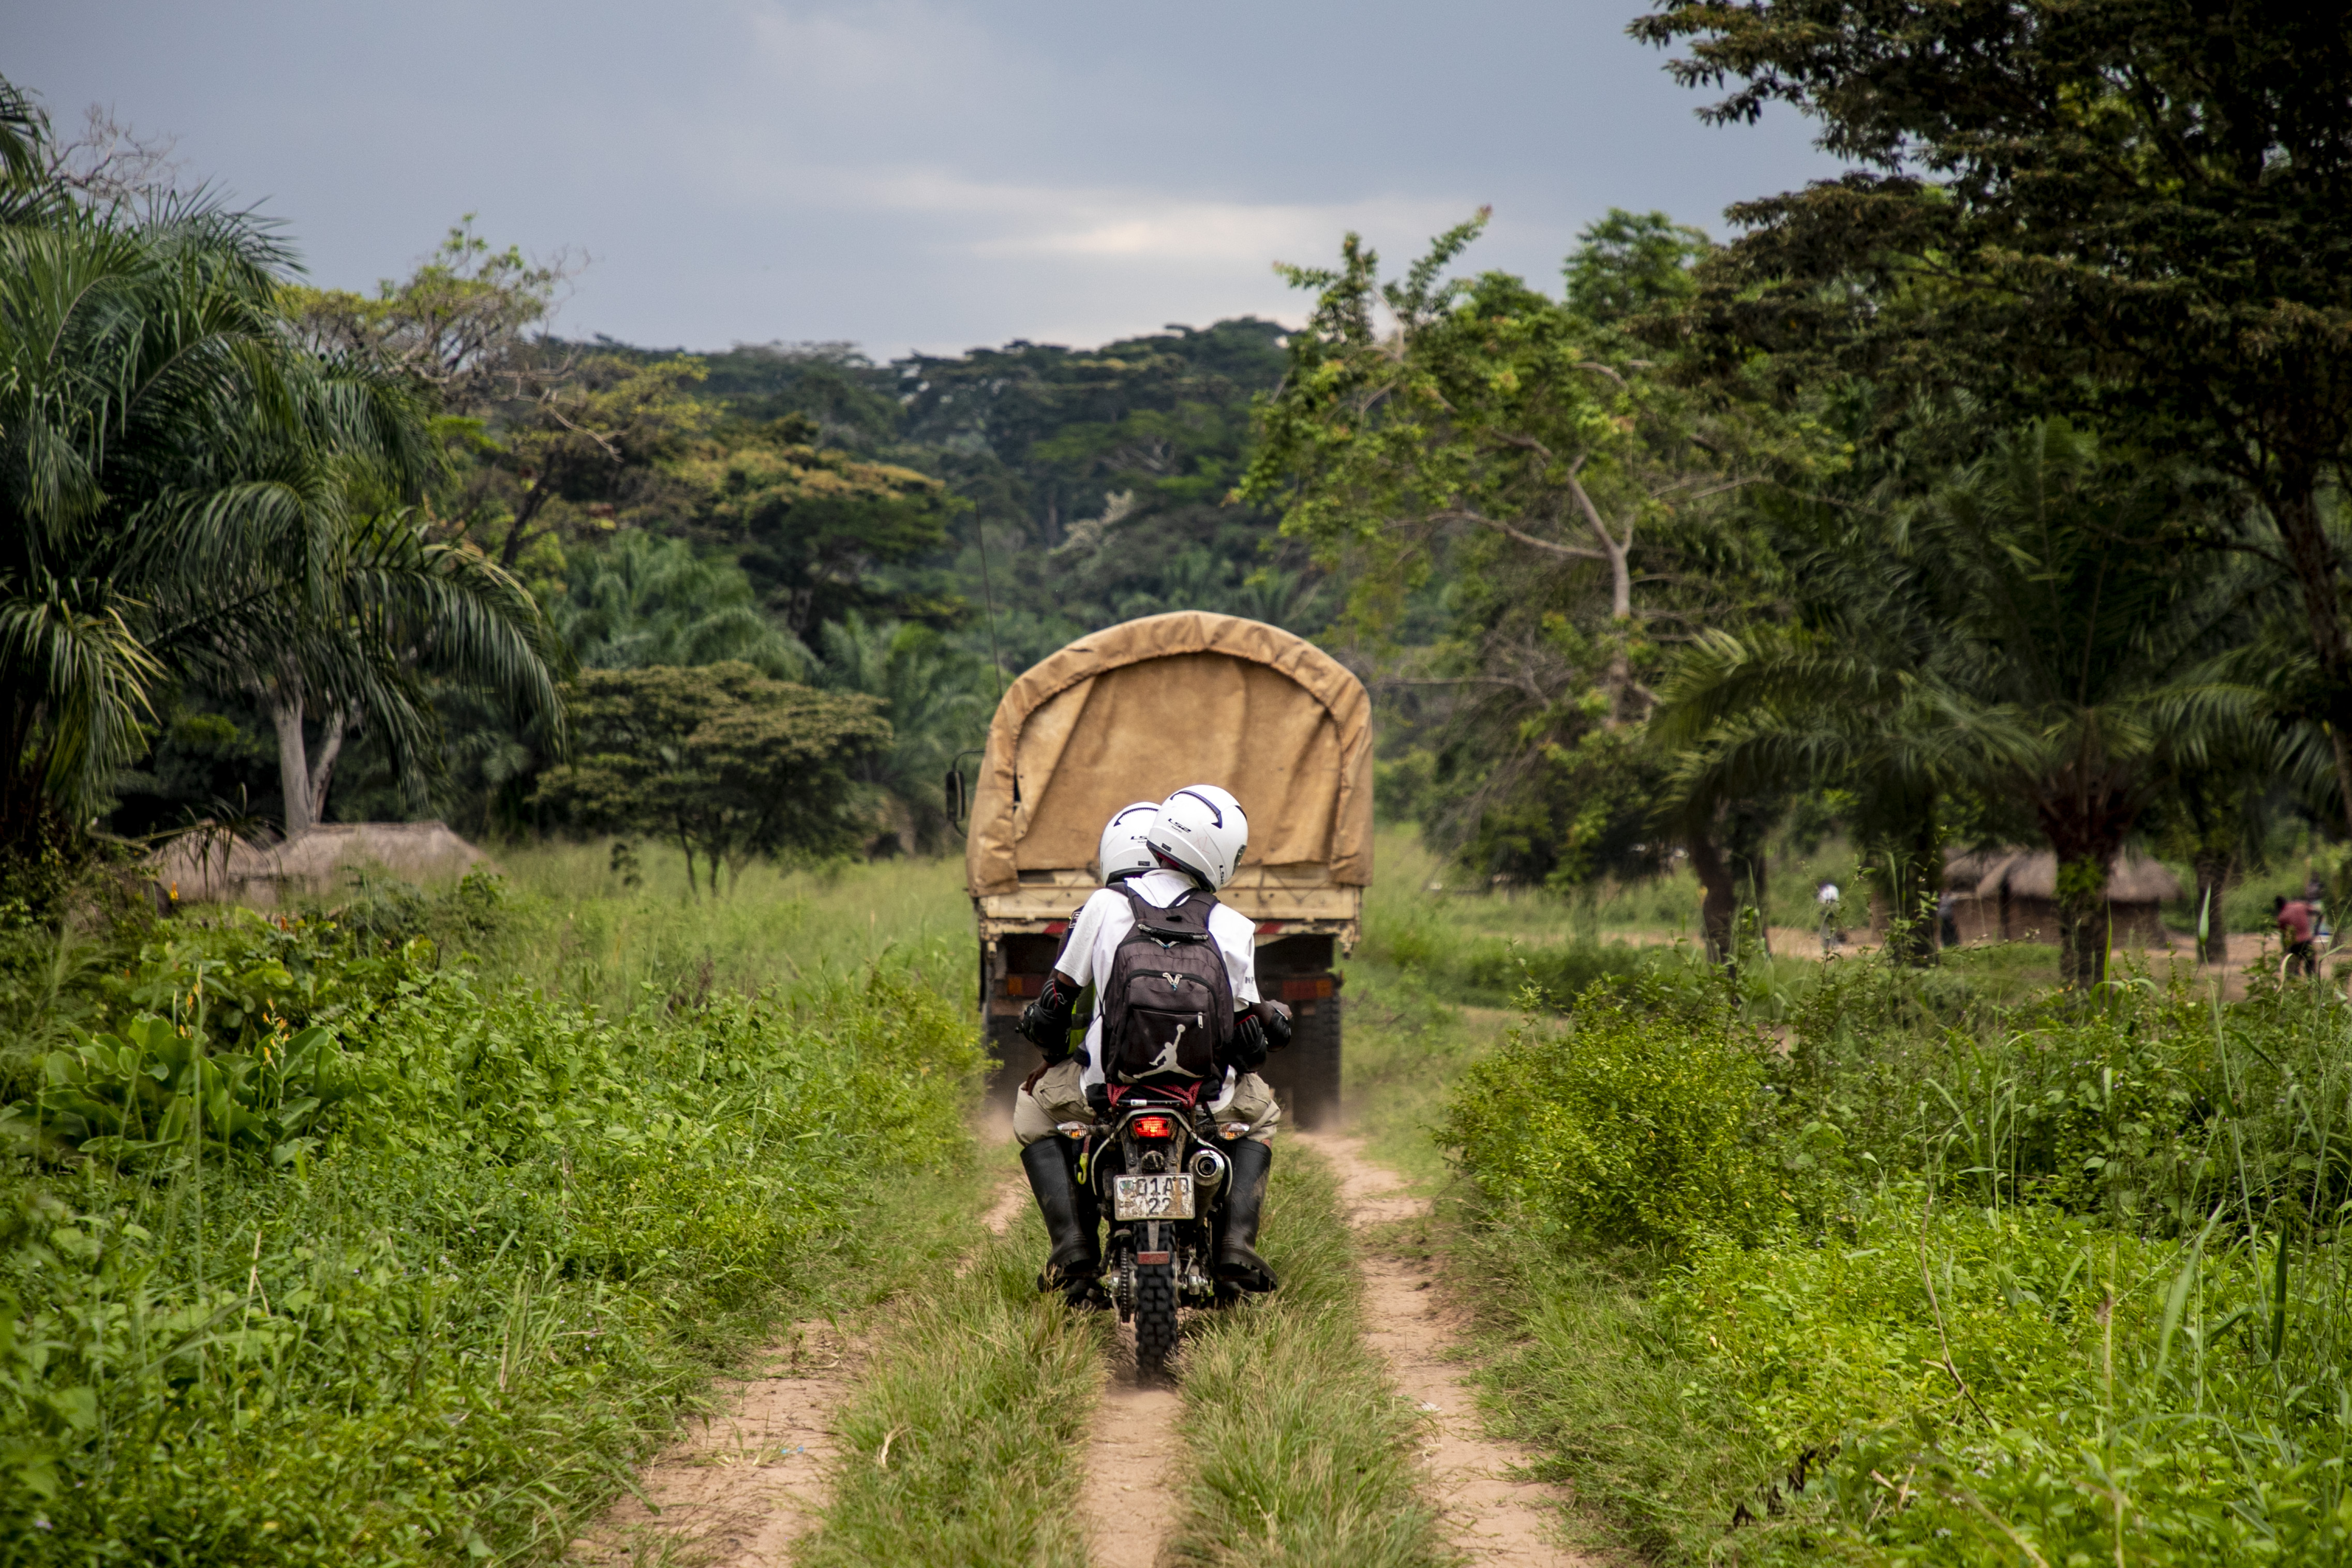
[2276,894,2318,977]
[1817,880,1844,955]
[1938,888,1961,950]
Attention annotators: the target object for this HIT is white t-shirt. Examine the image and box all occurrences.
[1054,868,1259,1090]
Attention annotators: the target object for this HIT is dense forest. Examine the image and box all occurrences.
[11,3,2352,993]
[94,247,1326,860]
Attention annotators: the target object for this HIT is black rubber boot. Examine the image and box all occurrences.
[1216,1137,1279,1293]
[1021,1139,1104,1306]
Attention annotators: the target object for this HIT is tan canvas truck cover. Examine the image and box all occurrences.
[964,610,1372,932]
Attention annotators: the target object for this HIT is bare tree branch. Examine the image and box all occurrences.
[1433,507,1612,560]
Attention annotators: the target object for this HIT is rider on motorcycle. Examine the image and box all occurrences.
[1013,786,1288,1305]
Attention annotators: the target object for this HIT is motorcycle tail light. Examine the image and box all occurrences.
[1133,1114,1174,1139]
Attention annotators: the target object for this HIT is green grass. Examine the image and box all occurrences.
[0,857,995,1565]
[1438,937,2352,1564]
[1339,960,1510,1192]
[795,1208,1106,1568]
[486,842,975,1017]
[1164,1147,1453,1568]
[1458,1240,1765,1561]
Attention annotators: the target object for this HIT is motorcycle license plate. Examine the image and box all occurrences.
[1113,1173,1195,1220]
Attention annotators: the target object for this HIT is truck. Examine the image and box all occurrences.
[961,610,1373,1128]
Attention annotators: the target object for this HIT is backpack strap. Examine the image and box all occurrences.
[1120,884,1218,942]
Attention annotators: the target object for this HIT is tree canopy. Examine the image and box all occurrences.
[531,663,888,892]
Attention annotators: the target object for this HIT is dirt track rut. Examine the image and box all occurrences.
[566,1176,1029,1566]
[1297,1131,1590,1567]
[1078,1347,1182,1568]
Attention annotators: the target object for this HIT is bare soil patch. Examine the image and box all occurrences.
[563,1320,862,1567]
[1079,1343,1182,1568]
[1297,1131,1592,1567]
[567,1173,1028,1566]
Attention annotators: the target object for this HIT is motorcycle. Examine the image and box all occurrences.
[1068,1083,1253,1377]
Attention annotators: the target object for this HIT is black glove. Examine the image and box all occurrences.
[1226,1009,1269,1072]
[1018,972,1080,1060]
[1253,998,1293,1051]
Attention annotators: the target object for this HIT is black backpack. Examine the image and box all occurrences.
[1102,885,1233,1085]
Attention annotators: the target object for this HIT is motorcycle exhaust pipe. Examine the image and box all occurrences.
[1188,1144,1229,1193]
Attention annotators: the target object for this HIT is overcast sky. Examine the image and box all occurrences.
[11,0,1836,357]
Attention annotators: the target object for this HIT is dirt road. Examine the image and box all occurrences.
[567,1176,1030,1566]
[1298,1131,1589,1567]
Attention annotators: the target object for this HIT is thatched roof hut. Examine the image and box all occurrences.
[151,822,492,909]
[1944,848,2181,947]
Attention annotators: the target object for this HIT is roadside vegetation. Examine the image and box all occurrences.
[486,842,973,1017]
[1440,948,2352,1564]
[0,872,983,1564]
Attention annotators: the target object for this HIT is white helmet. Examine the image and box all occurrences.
[1147,784,1248,890]
[1097,800,1160,884]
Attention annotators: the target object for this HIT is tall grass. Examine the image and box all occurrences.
[1447,940,2352,1564]
[0,862,990,1565]
[487,842,974,1017]
[796,1211,1106,1567]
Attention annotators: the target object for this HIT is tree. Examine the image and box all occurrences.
[288,220,570,413]
[1657,621,1962,965]
[813,613,993,854]
[1663,419,2267,985]
[1651,389,1987,965]
[1244,212,1788,916]
[1634,0,2352,830]
[533,663,889,893]
[464,351,715,570]
[554,530,807,677]
[252,512,565,835]
[0,119,570,852]
[1921,423,2269,984]
[0,205,507,850]
[0,77,38,192]
[287,231,707,573]
[671,417,957,640]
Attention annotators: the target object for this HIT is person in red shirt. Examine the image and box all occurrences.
[2276,895,2318,977]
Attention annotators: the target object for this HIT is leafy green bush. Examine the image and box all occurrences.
[1462,934,2352,1564]
[0,917,980,1564]
[1360,900,1659,1009]
[1664,1193,2352,1564]
[8,1017,367,1167]
[1442,992,1787,1251]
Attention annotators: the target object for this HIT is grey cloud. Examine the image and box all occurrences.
[9,0,1836,352]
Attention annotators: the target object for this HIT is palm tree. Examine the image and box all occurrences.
[0,77,41,194]
[0,188,563,857]
[1659,420,2269,986]
[554,530,807,677]
[1911,421,2267,986]
[815,613,992,852]
[1657,621,1962,964]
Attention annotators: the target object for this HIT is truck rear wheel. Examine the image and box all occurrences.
[1262,992,1342,1130]
[983,1015,1030,1113]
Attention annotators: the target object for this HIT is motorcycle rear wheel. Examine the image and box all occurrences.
[1133,1256,1179,1378]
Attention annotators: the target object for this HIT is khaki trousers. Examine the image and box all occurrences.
[1011,1057,1280,1147]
